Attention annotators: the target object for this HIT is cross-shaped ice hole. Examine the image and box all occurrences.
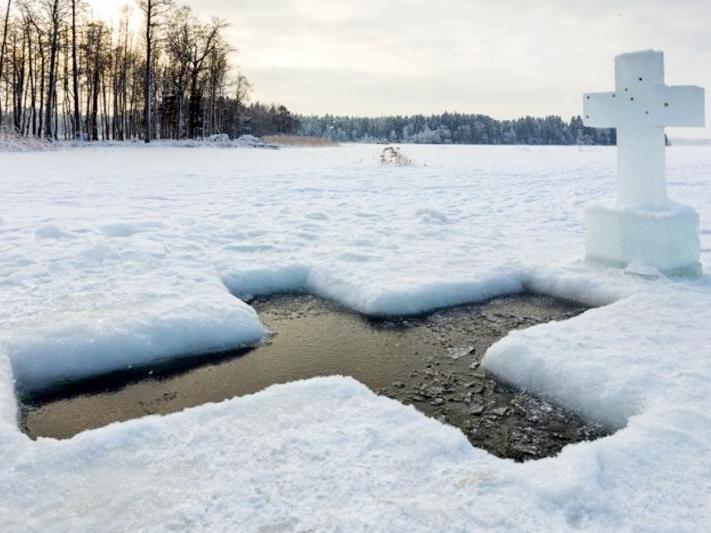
[583,50,705,209]
[19,294,609,462]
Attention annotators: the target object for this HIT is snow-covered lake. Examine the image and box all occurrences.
[1,144,710,530]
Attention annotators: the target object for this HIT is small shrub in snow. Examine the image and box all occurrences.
[380,146,415,167]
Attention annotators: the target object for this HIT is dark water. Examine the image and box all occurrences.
[21,293,609,461]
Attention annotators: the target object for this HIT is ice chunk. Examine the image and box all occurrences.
[446,345,474,360]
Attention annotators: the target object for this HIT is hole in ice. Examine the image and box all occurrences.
[630,97,635,101]
[664,102,669,107]
[638,77,643,81]
[19,294,609,462]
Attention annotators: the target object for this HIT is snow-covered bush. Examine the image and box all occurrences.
[235,135,279,149]
[0,131,56,152]
[208,134,231,143]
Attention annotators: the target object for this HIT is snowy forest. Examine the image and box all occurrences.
[297,114,616,145]
[0,0,299,141]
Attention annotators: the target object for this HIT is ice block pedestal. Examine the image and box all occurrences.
[585,202,701,276]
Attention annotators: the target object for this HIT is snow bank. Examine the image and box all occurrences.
[222,265,310,299]
[523,263,646,307]
[0,356,18,434]
[0,378,489,530]
[2,370,710,530]
[5,289,266,396]
[483,289,711,428]
[0,133,56,152]
[223,266,524,316]
[307,268,526,316]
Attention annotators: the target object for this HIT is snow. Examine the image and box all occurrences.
[34,222,75,240]
[1,143,711,529]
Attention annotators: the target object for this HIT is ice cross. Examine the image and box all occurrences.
[583,50,705,209]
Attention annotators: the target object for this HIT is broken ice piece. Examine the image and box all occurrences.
[469,404,485,415]
[446,345,474,360]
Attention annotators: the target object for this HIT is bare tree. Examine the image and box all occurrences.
[186,18,227,138]
[43,0,62,139]
[232,72,250,136]
[87,21,102,140]
[0,0,12,129]
[138,0,170,142]
[0,0,283,143]
[70,0,79,138]
[164,8,229,139]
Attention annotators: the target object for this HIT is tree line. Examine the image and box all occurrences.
[0,0,299,142]
[297,113,616,145]
[0,0,615,146]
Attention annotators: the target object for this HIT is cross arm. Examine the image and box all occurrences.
[583,91,620,128]
[653,85,705,128]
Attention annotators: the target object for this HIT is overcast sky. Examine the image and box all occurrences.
[89,0,711,137]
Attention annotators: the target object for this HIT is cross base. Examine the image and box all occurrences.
[585,201,702,276]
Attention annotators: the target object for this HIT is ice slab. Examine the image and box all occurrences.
[6,291,267,396]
